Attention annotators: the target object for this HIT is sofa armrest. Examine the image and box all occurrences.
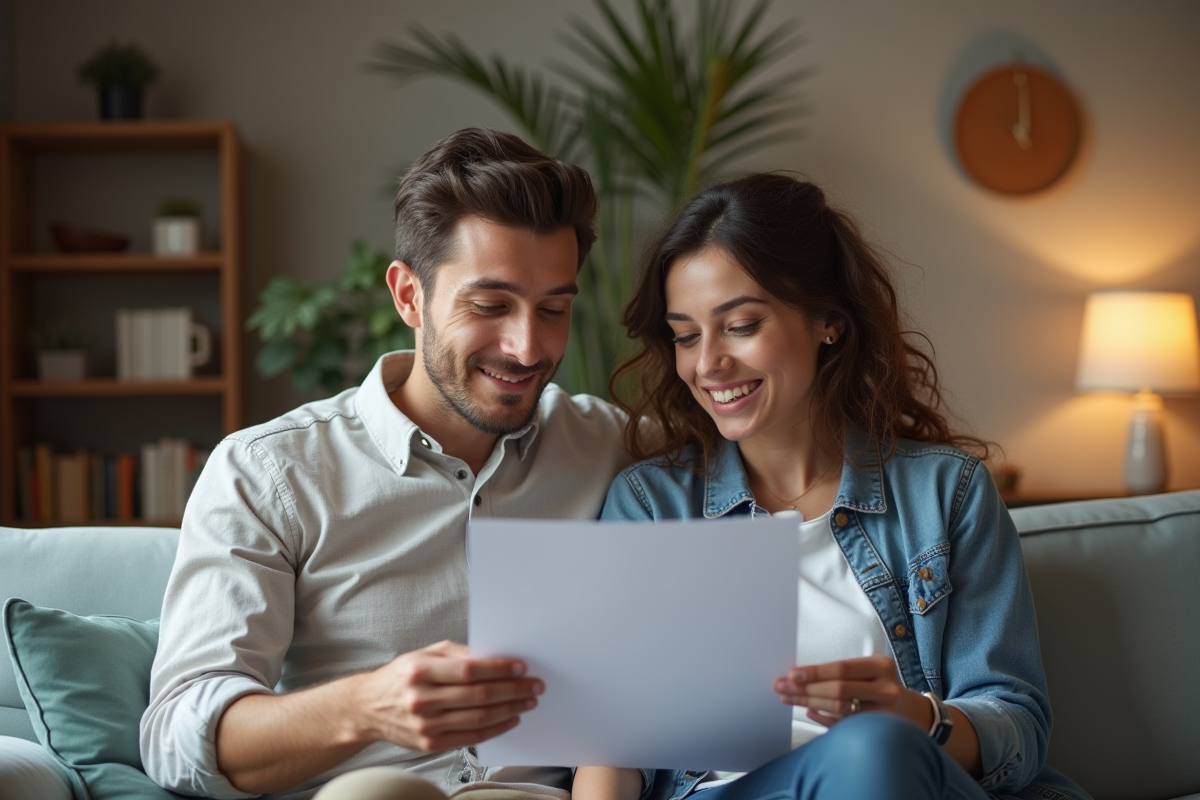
[0,736,74,800]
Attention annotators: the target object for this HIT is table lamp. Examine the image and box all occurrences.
[1075,291,1200,494]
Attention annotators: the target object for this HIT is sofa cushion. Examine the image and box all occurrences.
[0,525,179,741]
[2,599,182,799]
[0,735,73,800]
[1013,489,1200,800]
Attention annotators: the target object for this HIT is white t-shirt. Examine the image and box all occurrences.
[701,510,892,787]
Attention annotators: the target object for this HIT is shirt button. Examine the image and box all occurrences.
[420,437,431,448]
[894,623,907,638]
[456,469,468,480]
[474,496,482,507]
[834,512,849,527]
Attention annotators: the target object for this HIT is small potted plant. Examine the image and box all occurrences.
[34,322,90,382]
[153,197,202,256]
[77,41,160,120]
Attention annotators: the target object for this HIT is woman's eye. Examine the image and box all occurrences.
[671,332,700,346]
[729,321,761,335]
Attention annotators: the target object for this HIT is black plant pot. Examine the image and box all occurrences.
[98,84,144,120]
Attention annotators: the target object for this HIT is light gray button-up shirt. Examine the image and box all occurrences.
[140,352,631,799]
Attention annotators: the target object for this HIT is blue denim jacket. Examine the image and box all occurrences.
[599,433,1090,800]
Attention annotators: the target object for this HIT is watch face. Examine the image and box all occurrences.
[954,64,1082,195]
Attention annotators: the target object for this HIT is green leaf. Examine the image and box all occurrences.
[254,340,301,378]
[359,0,807,396]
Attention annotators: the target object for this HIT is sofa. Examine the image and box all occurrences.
[2,490,1198,800]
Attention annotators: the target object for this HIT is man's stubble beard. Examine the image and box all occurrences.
[421,316,559,436]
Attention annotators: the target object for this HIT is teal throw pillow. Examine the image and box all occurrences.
[2,598,183,799]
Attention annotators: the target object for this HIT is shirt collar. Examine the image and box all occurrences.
[701,427,887,518]
[355,351,544,473]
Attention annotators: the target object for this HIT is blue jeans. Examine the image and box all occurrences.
[694,714,989,800]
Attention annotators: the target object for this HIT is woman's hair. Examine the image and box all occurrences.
[611,172,990,464]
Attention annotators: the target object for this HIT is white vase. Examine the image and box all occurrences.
[38,350,86,382]
[153,217,201,256]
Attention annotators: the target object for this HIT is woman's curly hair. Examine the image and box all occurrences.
[611,172,991,466]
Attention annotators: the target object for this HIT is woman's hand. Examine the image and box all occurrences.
[773,655,930,728]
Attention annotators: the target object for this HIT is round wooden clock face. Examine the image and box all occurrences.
[954,65,1082,195]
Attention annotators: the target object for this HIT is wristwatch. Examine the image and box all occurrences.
[922,691,954,746]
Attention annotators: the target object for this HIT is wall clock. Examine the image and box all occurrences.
[954,63,1082,195]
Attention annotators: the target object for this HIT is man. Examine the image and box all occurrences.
[141,128,631,799]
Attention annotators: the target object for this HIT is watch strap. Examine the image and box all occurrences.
[921,691,954,746]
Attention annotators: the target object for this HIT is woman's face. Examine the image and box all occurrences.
[664,246,838,446]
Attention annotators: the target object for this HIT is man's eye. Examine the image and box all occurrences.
[671,333,700,346]
[539,307,569,319]
[472,303,505,315]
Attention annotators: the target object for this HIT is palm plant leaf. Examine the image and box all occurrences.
[368,28,580,160]
[360,0,807,396]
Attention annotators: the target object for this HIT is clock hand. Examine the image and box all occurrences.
[1011,69,1033,151]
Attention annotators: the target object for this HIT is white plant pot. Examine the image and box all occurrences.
[38,350,86,382]
[153,217,201,256]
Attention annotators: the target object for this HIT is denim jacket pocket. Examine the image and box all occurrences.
[907,545,952,615]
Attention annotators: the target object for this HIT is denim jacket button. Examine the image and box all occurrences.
[918,567,933,581]
[834,512,849,527]
[894,623,907,637]
[916,597,927,611]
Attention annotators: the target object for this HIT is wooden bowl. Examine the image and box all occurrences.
[50,222,131,253]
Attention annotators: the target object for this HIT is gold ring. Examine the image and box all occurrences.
[849,697,861,714]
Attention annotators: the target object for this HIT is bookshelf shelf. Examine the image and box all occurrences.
[13,517,182,529]
[11,377,228,397]
[0,120,243,526]
[9,253,225,272]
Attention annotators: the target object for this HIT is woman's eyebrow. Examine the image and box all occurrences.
[665,295,767,321]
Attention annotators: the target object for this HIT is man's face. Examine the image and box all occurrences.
[416,217,579,436]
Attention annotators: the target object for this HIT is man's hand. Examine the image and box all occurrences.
[216,641,542,794]
[353,640,543,751]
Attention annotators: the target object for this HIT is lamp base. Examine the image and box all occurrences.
[1124,389,1167,495]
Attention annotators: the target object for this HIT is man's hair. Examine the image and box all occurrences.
[393,127,598,290]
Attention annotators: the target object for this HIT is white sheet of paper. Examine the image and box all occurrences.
[468,516,798,771]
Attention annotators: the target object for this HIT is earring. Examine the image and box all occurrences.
[824,335,835,345]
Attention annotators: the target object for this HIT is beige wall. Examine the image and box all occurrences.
[12,0,1200,494]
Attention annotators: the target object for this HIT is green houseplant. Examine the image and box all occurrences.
[367,0,806,396]
[247,241,414,395]
[153,197,202,257]
[77,41,161,120]
[33,322,91,382]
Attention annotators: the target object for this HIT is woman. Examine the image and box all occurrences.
[573,174,1089,800]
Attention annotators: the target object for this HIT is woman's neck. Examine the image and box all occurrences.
[737,429,843,519]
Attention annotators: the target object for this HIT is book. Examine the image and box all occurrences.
[16,446,34,521]
[116,309,133,381]
[140,442,159,520]
[116,453,136,521]
[34,443,54,522]
[55,450,89,523]
[131,310,155,380]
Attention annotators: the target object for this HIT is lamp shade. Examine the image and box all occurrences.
[1076,291,1200,392]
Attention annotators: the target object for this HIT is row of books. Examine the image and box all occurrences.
[16,439,209,524]
[116,308,211,381]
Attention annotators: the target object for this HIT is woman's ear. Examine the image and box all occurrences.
[386,261,423,329]
[817,316,845,345]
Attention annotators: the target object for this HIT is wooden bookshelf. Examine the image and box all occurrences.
[0,120,243,526]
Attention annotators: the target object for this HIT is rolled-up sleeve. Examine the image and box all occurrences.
[139,437,299,798]
[942,462,1051,793]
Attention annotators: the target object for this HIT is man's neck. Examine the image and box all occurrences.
[388,373,499,476]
